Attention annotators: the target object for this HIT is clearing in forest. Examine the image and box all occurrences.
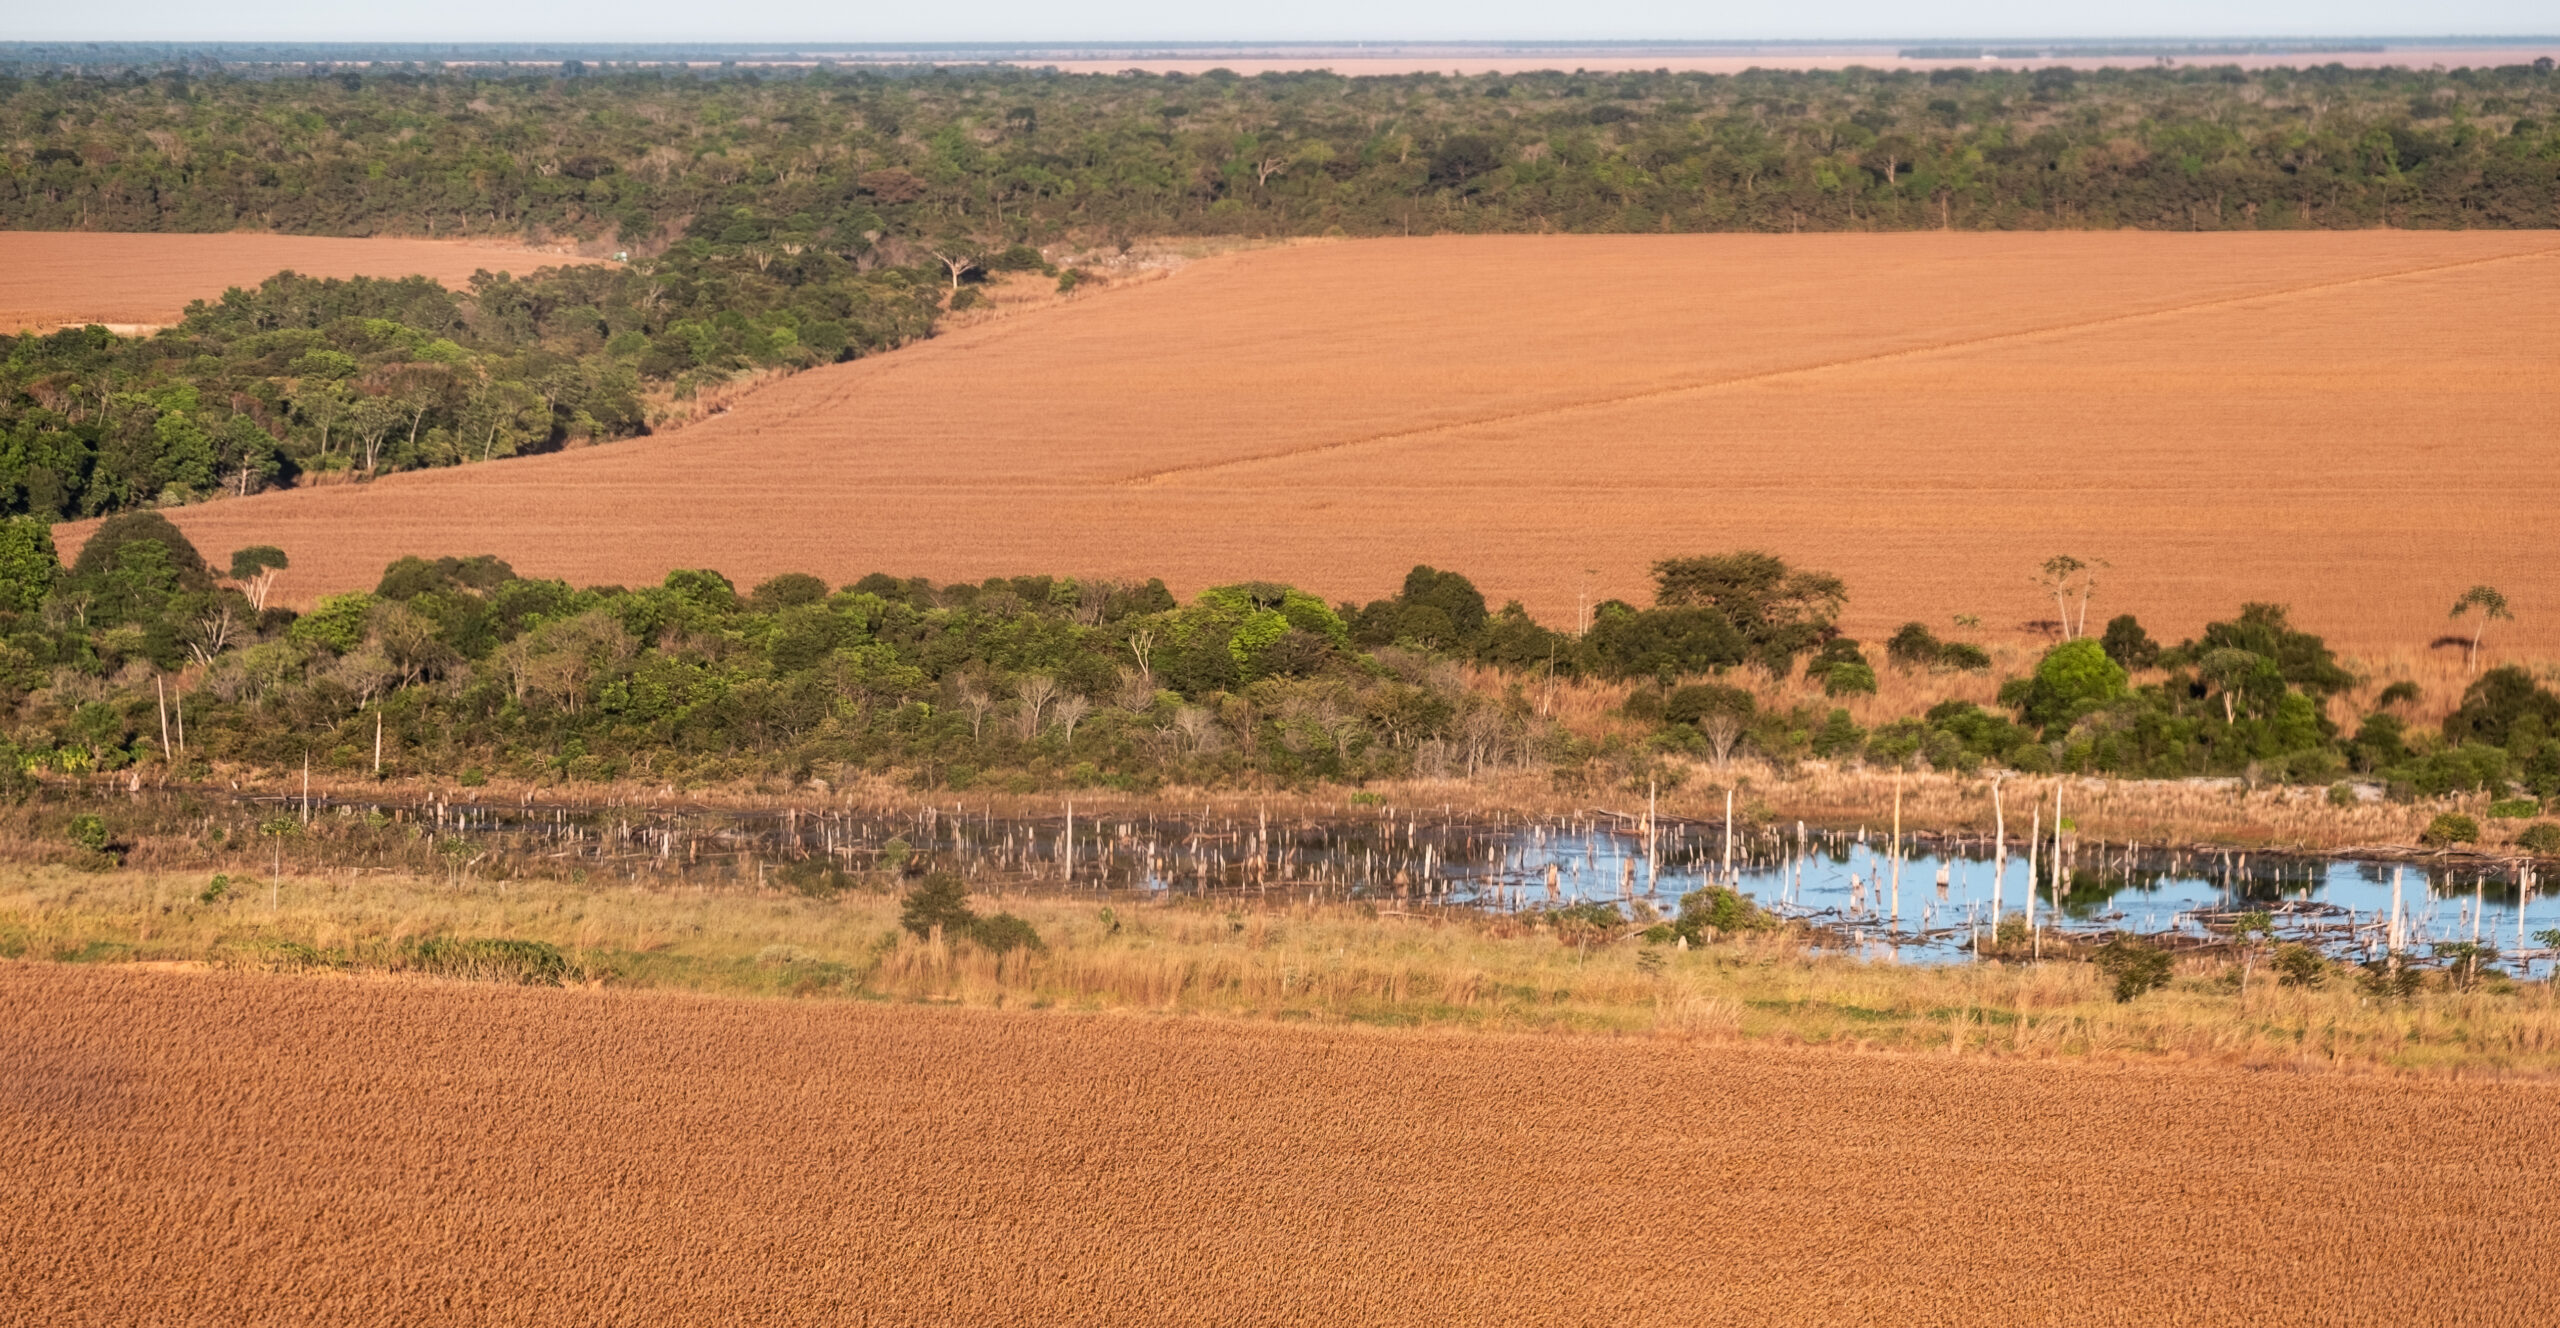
[0,231,594,334]
[89,231,2560,653]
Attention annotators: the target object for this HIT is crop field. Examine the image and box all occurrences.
[96,231,2560,653]
[0,231,590,333]
[5,962,2555,1325]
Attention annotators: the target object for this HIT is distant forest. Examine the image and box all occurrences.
[7,60,2558,238]
[2,59,2558,520]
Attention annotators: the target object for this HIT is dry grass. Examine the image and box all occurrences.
[8,959,2560,1324]
[82,231,2560,657]
[0,231,595,333]
[11,863,2559,1074]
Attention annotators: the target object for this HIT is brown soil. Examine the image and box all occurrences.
[4,963,2553,1325]
[84,231,2560,653]
[0,231,594,333]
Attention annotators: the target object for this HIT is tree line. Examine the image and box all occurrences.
[3,519,2551,810]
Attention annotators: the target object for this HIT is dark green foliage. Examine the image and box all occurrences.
[2180,603,2353,696]
[2099,614,2160,670]
[2375,680,2422,710]
[968,912,1045,955]
[2272,943,2327,988]
[1352,565,1488,649]
[1810,708,1866,758]
[1647,885,1776,945]
[1664,683,1755,728]
[229,545,288,580]
[2420,813,2480,846]
[397,935,572,985]
[2442,666,2560,749]
[1885,622,1942,669]
[0,516,58,613]
[1584,603,1746,680]
[2514,822,2560,856]
[1805,638,1875,696]
[898,873,976,939]
[2004,639,2128,734]
[2091,938,2173,1002]
[1650,551,1844,670]
[66,813,109,853]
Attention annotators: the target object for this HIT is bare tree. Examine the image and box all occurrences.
[1701,710,1747,769]
[1052,694,1092,745]
[2450,584,2512,670]
[1013,674,1060,741]
[1115,666,1157,714]
[184,603,238,666]
[1126,626,1157,687]
[2036,554,2107,638]
[952,675,997,740]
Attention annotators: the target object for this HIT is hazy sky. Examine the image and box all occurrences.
[9,0,2554,44]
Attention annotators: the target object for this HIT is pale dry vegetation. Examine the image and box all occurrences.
[12,863,2560,1074]
[6,960,2558,1325]
[108,231,2560,659]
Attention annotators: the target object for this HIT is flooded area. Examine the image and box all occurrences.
[268,794,2560,977]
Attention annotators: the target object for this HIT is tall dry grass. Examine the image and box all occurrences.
[13,864,2559,1076]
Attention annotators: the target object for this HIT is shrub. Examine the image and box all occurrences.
[1936,642,1992,672]
[66,814,109,854]
[2006,639,2128,733]
[2421,813,2481,846]
[2092,938,2173,1002]
[1885,622,1942,669]
[1820,659,1877,697]
[898,874,977,939]
[2273,943,2327,987]
[2099,614,2160,670]
[1663,885,1774,945]
[399,936,571,985]
[198,874,230,904]
[969,912,1045,955]
[2327,782,2359,808]
[2488,797,2539,819]
[2514,822,2560,856]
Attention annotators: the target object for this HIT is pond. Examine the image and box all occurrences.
[270,794,2560,978]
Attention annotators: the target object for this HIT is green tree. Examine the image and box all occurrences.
[0,516,59,614]
[2449,584,2511,670]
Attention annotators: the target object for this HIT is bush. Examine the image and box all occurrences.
[1661,885,1774,945]
[398,936,571,985]
[2099,614,2160,670]
[1936,642,1992,672]
[66,813,109,854]
[969,912,1045,955]
[2514,822,2560,856]
[2092,938,2173,1002]
[2272,943,2327,988]
[2327,781,2359,808]
[2420,812,2481,846]
[898,874,977,938]
[1820,659,1877,697]
[2488,797,2539,819]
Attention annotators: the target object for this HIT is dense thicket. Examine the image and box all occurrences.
[1,521,2547,801]
[6,61,2559,238]
[5,61,2560,518]
[0,258,939,518]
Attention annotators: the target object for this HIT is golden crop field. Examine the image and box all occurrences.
[4,962,2555,1326]
[0,231,592,334]
[86,231,2560,653]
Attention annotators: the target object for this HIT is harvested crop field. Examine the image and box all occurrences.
[0,231,590,333]
[6,963,2556,1326]
[104,231,2560,652]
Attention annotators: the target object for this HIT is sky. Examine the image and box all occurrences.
[7,0,2554,44]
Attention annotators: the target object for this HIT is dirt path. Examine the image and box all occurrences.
[4,963,2552,1325]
